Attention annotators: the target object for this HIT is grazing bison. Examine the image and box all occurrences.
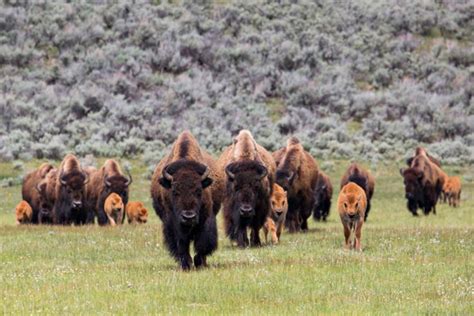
[338,182,367,251]
[22,163,55,224]
[340,163,375,221]
[444,176,462,207]
[104,193,124,226]
[273,137,319,232]
[53,154,89,225]
[85,160,131,225]
[126,201,148,224]
[313,171,333,222]
[400,150,446,216]
[218,130,276,248]
[151,131,220,270]
[15,201,33,225]
[263,183,288,244]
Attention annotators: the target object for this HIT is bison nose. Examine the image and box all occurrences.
[72,201,82,208]
[181,210,197,221]
[348,213,357,219]
[240,205,253,216]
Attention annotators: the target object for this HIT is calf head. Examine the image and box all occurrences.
[225,161,268,218]
[340,192,363,222]
[270,184,287,220]
[159,160,212,226]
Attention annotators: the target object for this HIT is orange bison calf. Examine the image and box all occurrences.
[104,193,124,226]
[263,184,288,244]
[15,201,33,225]
[126,201,148,224]
[338,182,367,251]
[444,176,462,207]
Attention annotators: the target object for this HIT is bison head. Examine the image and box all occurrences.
[103,170,132,205]
[225,161,268,218]
[313,183,327,208]
[400,168,423,200]
[158,160,212,226]
[59,170,89,209]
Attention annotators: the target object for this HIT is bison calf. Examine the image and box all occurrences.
[444,176,462,207]
[313,171,333,222]
[263,184,288,244]
[104,193,124,226]
[338,182,367,251]
[15,201,33,225]
[126,201,148,224]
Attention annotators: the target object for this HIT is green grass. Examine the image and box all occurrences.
[1,159,473,314]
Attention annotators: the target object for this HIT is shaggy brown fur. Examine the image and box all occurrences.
[444,176,462,207]
[104,193,124,226]
[406,147,441,167]
[126,201,148,224]
[400,151,446,216]
[263,183,288,244]
[85,160,131,225]
[338,182,367,251]
[217,130,276,248]
[36,168,58,224]
[340,163,375,221]
[150,131,218,270]
[15,200,33,225]
[274,137,319,232]
[313,171,333,222]
[53,154,89,225]
[21,163,55,224]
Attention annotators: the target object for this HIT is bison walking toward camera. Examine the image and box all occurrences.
[273,137,319,232]
[85,160,131,225]
[53,154,89,225]
[340,163,375,221]
[338,182,367,251]
[151,131,221,270]
[21,163,55,224]
[400,149,446,216]
[218,130,276,248]
[313,171,333,222]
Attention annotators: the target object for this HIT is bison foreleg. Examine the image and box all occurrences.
[193,216,218,269]
[177,238,192,271]
[250,226,261,247]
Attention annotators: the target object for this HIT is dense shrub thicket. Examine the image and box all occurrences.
[1,1,473,165]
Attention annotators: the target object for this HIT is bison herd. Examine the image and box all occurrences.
[15,130,462,270]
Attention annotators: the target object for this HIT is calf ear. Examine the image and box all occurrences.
[158,177,172,189]
[202,177,213,189]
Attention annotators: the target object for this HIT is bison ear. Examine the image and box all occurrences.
[202,177,213,189]
[158,177,172,189]
[399,168,405,176]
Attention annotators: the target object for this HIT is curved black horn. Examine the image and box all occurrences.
[201,165,210,180]
[163,167,173,182]
[225,164,235,180]
[257,165,268,180]
[59,171,67,185]
[105,176,112,187]
[125,169,133,186]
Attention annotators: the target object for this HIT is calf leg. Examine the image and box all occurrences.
[354,221,363,251]
[267,218,278,244]
[343,223,351,250]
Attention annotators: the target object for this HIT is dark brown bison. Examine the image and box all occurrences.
[151,131,221,270]
[217,130,276,248]
[400,150,446,216]
[313,171,333,222]
[273,137,319,232]
[53,154,89,225]
[85,161,131,225]
[36,167,58,224]
[340,163,375,221]
[21,163,54,224]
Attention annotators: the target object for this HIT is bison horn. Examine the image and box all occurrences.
[257,165,268,180]
[82,170,89,185]
[287,171,294,180]
[163,168,173,182]
[60,172,67,186]
[225,164,235,180]
[125,169,133,186]
[201,166,210,180]
[35,183,42,193]
[105,176,112,187]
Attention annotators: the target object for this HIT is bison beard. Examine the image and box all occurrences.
[223,161,269,248]
[155,160,217,270]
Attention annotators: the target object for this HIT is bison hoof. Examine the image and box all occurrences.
[194,255,207,268]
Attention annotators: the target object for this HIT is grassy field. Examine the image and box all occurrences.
[0,159,473,314]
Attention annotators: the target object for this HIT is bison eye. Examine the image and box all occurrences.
[343,202,348,209]
[355,202,359,209]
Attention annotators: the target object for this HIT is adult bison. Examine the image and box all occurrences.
[400,150,445,216]
[340,163,375,221]
[36,167,58,224]
[217,130,276,248]
[273,137,319,232]
[151,131,222,270]
[313,171,333,222]
[85,161,131,225]
[53,154,89,225]
[22,163,55,224]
